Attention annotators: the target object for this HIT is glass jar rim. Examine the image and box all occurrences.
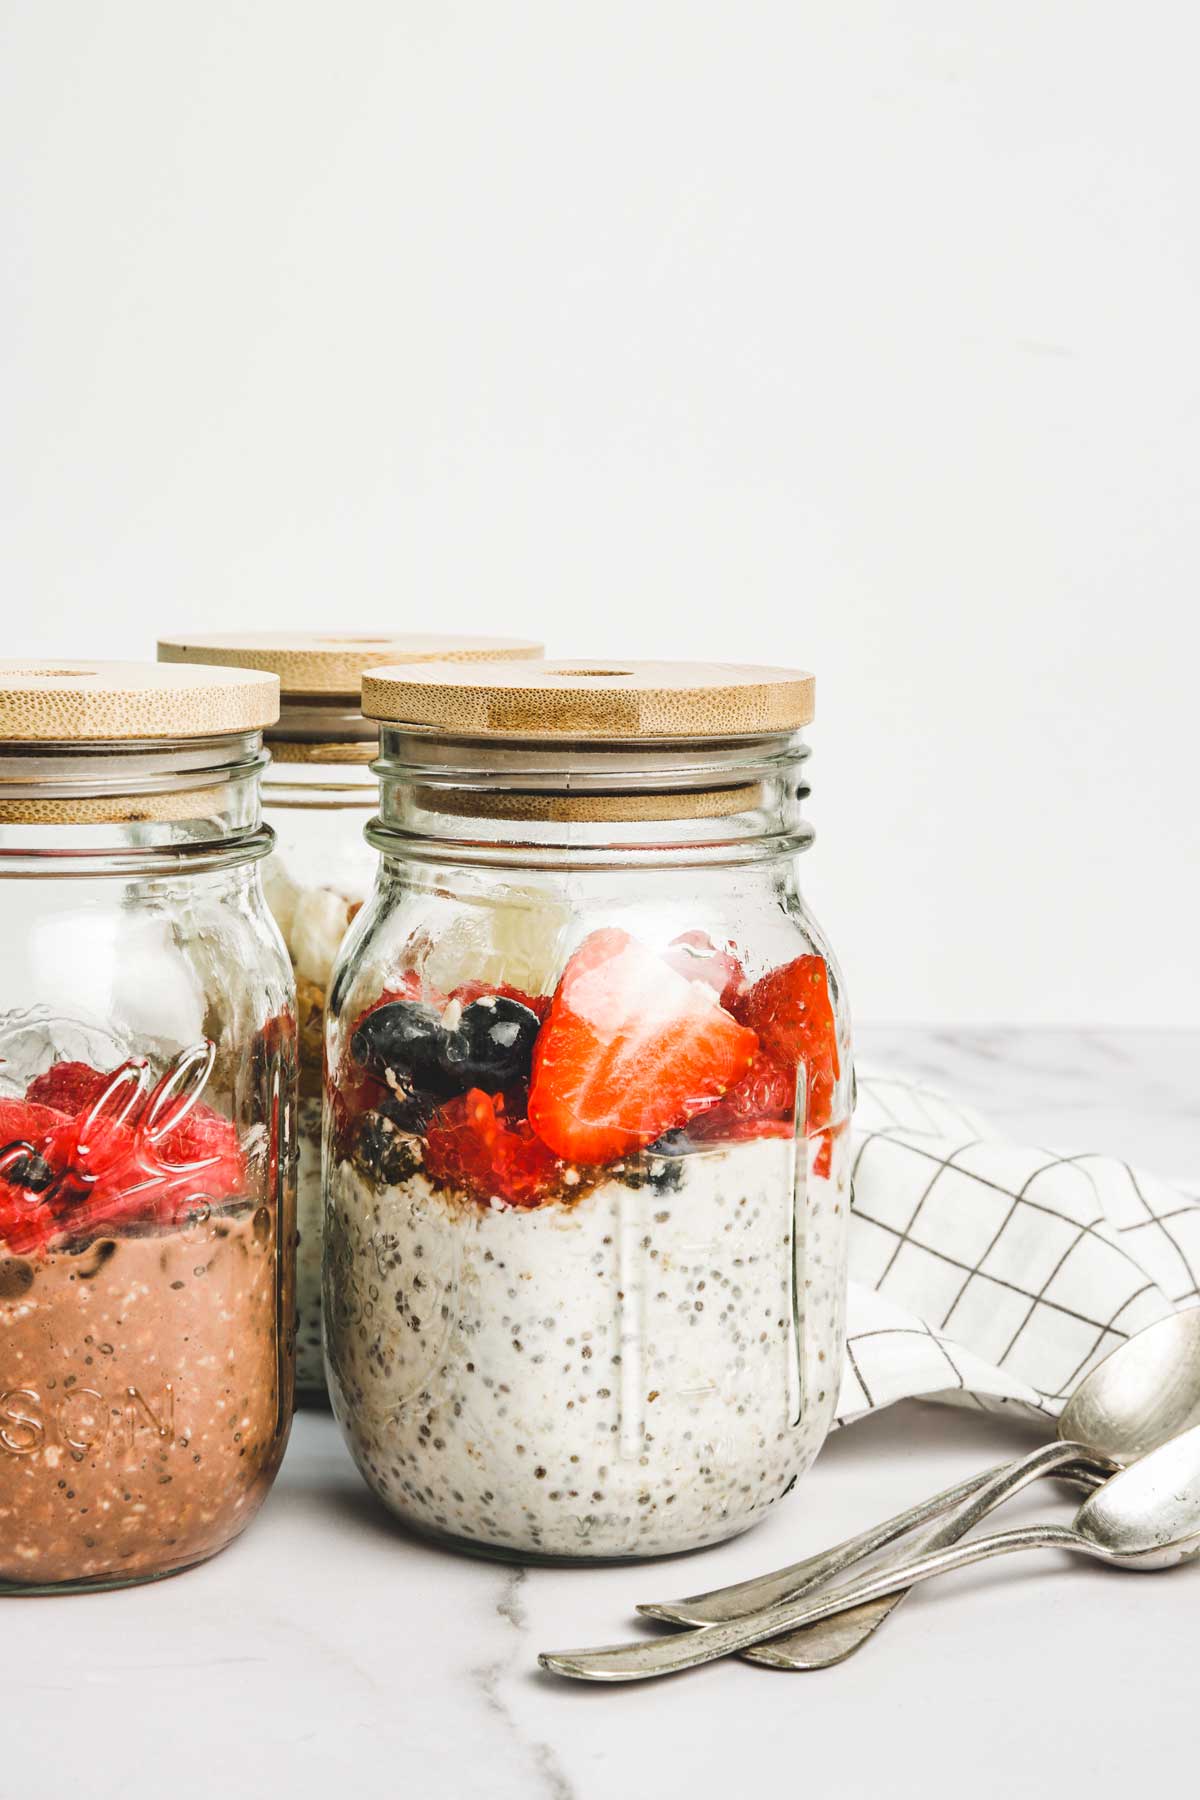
[0,733,272,874]
[367,725,813,870]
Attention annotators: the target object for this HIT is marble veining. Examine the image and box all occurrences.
[471,1566,576,1800]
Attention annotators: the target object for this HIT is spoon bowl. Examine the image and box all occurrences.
[1074,1424,1200,1568]
[1057,1306,1200,1464]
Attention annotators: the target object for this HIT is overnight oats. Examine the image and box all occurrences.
[0,1042,289,1588]
[159,631,542,1399]
[0,660,296,1591]
[324,659,852,1560]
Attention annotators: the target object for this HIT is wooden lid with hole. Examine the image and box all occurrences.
[361,659,815,740]
[158,631,544,698]
[0,660,280,742]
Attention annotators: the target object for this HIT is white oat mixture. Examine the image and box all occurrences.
[324,1135,847,1559]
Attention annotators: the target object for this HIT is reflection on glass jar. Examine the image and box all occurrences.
[158,632,544,1401]
[0,660,296,1592]
[324,660,852,1561]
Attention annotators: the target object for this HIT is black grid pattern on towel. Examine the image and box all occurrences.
[837,1073,1200,1427]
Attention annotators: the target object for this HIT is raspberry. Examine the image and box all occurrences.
[14,1057,246,1247]
[27,1061,243,1182]
[424,1088,563,1208]
[683,1049,796,1143]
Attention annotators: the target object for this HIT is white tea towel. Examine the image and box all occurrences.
[839,1067,1200,1426]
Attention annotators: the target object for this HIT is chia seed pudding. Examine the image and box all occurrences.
[325,923,850,1559]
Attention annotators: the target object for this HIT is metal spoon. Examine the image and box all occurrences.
[639,1307,1200,1641]
[728,1305,1200,1671]
[538,1420,1200,1682]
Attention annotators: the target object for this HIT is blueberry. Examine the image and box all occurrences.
[439,996,541,1091]
[351,1001,459,1097]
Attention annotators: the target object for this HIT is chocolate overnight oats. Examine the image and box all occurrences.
[0,658,297,1592]
[0,1048,290,1589]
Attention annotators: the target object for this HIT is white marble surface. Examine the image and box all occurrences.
[8,1030,1198,1800]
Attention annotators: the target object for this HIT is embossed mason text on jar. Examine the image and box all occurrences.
[0,661,296,1593]
[324,660,853,1561]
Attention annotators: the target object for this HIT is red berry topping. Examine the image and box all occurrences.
[666,957,841,1146]
[424,1088,563,1207]
[812,1121,847,1181]
[663,931,747,1012]
[527,928,759,1164]
[736,955,840,1075]
[683,1048,796,1143]
[734,954,840,1133]
[27,1060,243,1187]
[8,1056,247,1249]
[24,1063,108,1116]
[0,1098,72,1253]
[0,1096,71,1145]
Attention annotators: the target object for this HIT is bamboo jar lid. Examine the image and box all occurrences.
[157,631,544,698]
[361,659,815,740]
[0,660,280,742]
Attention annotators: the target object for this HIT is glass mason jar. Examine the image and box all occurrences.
[158,635,543,1400]
[324,660,852,1561]
[0,661,296,1593]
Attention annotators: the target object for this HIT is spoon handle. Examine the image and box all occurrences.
[639,1441,1102,1627]
[742,1437,1095,1668]
[539,1524,1087,1682]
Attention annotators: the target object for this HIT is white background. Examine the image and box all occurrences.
[3,1,1197,1027]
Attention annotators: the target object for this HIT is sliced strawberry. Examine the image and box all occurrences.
[424,1088,563,1207]
[663,931,747,1012]
[527,928,759,1164]
[734,954,840,1134]
[449,979,551,1024]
